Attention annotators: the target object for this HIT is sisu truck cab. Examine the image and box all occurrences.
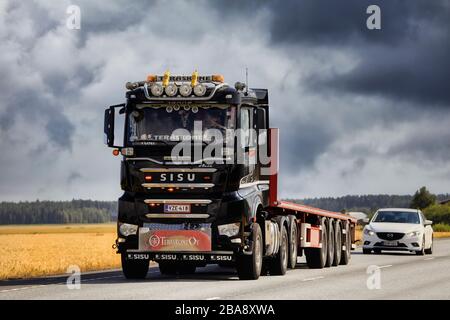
[104,71,356,280]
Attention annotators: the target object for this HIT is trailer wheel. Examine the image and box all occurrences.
[288,217,298,269]
[236,223,263,280]
[305,218,328,269]
[268,225,289,275]
[325,219,335,267]
[158,262,178,275]
[121,253,149,279]
[340,221,351,265]
[332,221,342,266]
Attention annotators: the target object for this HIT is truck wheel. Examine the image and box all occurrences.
[288,217,298,269]
[121,253,149,279]
[325,219,335,267]
[340,221,351,265]
[158,262,178,275]
[332,221,342,266]
[268,225,289,275]
[305,218,328,269]
[236,223,263,280]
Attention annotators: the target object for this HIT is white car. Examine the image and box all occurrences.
[362,208,433,255]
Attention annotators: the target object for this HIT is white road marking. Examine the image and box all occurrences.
[206,297,221,300]
[424,257,434,261]
[377,265,393,269]
[302,276,324,282]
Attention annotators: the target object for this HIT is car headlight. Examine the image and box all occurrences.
[218,222,240,237]
[119,223,138,237]
[364,228,375,236]
[407,231,421,237]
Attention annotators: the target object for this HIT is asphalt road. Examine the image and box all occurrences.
[1,238,450,300]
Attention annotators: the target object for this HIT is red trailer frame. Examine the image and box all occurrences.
[266,128,357,248]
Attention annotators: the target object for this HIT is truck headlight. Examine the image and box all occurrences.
[193,83,207,96]
[218,223,240,237]
[179,83,192,97]
[407,231,421,237]
[364,228,375,236]
[119,223,138,237]
[165,83,178,97]
[150,83,164,96]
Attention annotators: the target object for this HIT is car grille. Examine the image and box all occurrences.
[376,232,404,240]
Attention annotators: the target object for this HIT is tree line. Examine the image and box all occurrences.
[0,200,117,225]
[289,192,449,215]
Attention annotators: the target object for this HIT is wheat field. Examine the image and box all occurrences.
[0,223,120,280]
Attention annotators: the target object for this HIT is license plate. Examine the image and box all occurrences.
[164,204,191,213]
[383,240,398,246]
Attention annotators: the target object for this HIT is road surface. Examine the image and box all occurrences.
[1,238,450,300]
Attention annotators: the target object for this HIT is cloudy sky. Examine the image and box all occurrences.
[1,0,449,201]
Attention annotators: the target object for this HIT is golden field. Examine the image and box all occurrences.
[0,223,120,280]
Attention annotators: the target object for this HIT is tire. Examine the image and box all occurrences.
[362,249,371,254]
[373,249,382,254]
[159,262,178,275]
[425,236,433,255]
[268,225,289,275]
[305,218,328,269]
[288,216,298,269]
[325,219,335,267]
[121,253,149,279]
[416,237,425,255]
[236,223,263,280]
[340,221,351,265]
[332,221,342,266]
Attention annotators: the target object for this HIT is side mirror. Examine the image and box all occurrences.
[424,220,433,226]
[104,104,125,148]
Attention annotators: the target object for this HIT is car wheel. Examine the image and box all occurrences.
[362,249,371,254]
[415,237,425,255]
[373,249,382,254]
[425,235,433,255]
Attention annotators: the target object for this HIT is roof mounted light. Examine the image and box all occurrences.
[150,83,164,96]
[179,83,192,97]
[193,83,206,96]
[165,83,178,97]
[191,70,198,87]
[146,74,157,82]
[212,74,224,83]
[162,70,170,87]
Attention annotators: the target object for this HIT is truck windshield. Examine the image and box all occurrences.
[128,104,236,144]
[372,211,420,224]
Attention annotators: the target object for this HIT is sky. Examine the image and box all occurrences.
[0,0,449,201]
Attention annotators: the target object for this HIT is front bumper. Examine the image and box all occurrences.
[363,234,423,251]
[125,250,235,263]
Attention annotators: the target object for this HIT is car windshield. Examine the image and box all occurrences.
[372,211,420,224]
[128,104,236,144]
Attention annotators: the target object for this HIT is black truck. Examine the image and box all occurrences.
[104,71,356,280]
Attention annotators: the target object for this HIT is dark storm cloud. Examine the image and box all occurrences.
[278,118,334,172]
[214,0,450,106]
